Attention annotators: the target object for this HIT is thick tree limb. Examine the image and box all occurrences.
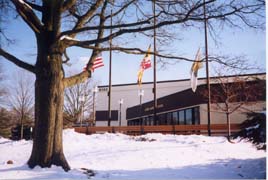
[62,0,77,12]
[62,49,70,64]
[11,0,43,34]
[68,0,104,38]
[68,45,197,62]
[83,0,108,71]
[61,0,204,37]
[64,71,91,88]
[65,4,232,48]
[64,0,108,88]
[62,0,264,47]
[60,19,151,37]
[24,1,43,12]
[0,48,35,73]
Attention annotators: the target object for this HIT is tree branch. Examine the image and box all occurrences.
[68,0,104,38]
[63,0,264,48]
[64,71,91,88]
[105,0,135,20]
[67,45,196,62]
[24,0,43,12]
[60,18,151,37]
[11,0,43,34]
[83,0,108,70]
[62,0,77,12]
[61,0,204,38]
[0,48,35,73]
[64,0,109,88]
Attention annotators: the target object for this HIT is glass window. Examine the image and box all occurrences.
[158,114,166,125]
[143,118,147,126]
[179,110,185,125]
[185,109,192,125]
[138,119,142,125]
[193,107,200,125]
[167,113,173,125]
[172,112,178,125]
[149,116,153,126]
[155,119,159,125]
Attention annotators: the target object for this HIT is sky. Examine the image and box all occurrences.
[0,4,266,86]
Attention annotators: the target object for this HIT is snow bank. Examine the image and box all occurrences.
[0,129,265,179]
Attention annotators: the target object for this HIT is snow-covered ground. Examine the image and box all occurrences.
[0,129,266,179]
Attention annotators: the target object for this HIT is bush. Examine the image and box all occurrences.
[233,112,266,150]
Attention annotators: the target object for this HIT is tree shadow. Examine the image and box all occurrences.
[93,158,266,180]
[0,164,87,179]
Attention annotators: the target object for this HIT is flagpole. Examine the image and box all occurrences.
[203,0,211,136]
[108,4,113,127]
[153,0,157,125]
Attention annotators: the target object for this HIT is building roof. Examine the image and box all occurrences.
[98,72,266,88]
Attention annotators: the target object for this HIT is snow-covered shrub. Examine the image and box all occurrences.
[233,112,266,150]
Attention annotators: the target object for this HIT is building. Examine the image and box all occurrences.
[95,73,266,126]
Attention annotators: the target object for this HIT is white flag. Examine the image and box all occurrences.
[190,48,203,92]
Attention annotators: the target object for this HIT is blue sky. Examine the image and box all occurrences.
[1,12,266,86]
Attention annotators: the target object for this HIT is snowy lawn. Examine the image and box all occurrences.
[0,129,266,179]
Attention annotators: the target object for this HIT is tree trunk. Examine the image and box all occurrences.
[27,46,70,171]
[20,113,24,140]
[226,112,231,142]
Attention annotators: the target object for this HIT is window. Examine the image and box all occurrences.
[158,114,166,125]
[172,112,179,125]
[193,107,200,125]
[143,117,147,126]
[167,113,173,125]
[185,109,192,125]
[148,116,153,125]
[128,107,200,126]
[179,110,185,125]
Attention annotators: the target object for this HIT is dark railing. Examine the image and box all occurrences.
[74,124,241,136]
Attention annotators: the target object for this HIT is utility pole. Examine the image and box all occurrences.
[203,0,211,136]
[153,0,157,125]
[108,4,113,127]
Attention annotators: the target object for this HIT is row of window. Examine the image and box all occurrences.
[127,107,200,126]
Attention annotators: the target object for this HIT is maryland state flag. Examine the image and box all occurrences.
[137,69,144,86]
[137,45,152,86]
[190,48,203,92]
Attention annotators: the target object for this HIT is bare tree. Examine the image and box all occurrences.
[201,68,265,141]
[0,0,264,171]
[8,70,34,140]
[0,64,17,138]
[0,64,6,106]
[64,79,95,127]
[0,107,16,138]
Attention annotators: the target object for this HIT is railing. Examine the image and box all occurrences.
[74,124,241,136]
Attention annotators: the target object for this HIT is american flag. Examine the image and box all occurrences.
[84,54,104,72]
[91,55,104,71]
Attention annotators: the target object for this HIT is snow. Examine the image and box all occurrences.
[245,124,260,131]
[0,129,266,179]
[18,0,33,10]
[60,35,77,41]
